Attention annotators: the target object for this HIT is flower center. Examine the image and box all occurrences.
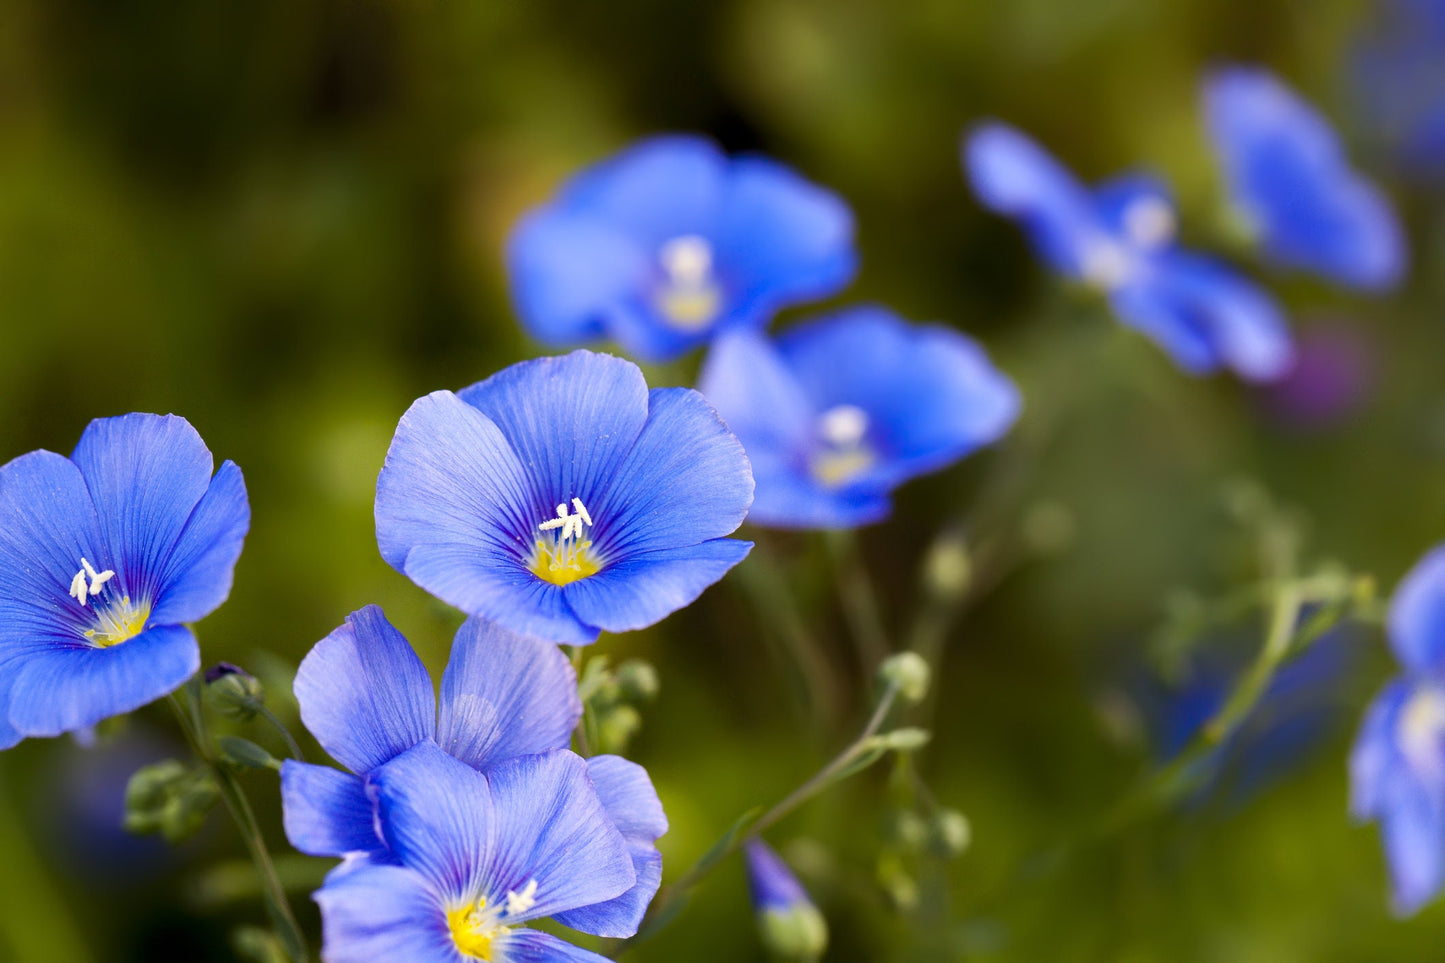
[655,234,722,331]
[66,557,147,647]
[530,498,603,586]
[447,881,538,960]
[810,404,876,488]
[1080,237,1136,290]
[1398,686,1445,779]
[1122,196,1176,250]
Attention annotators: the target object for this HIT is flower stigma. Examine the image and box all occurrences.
[531,498,603,586]
[811,404,876,488]
[655,234,722,330]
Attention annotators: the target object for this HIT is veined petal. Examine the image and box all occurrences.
[589,388,753,561]
[69,414,215,606]
[294,606,436,775]
[437,617,581,770]
[493,929,613,963]
[315,863,458,963]
[562,540,752,635]
[280,761,383,858]
[483,751,635,924]
[8,624,198,737]
[559,135,727,245]
[148,460,250,626]
[1388,545,1445,678]
[370,743,494,901]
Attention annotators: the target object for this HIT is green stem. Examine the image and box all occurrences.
[571,646,594,757]
[825,530,891,671]
[735,545,840,726]
[257,705,305,762]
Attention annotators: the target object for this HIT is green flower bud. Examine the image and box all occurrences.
[879,727,931,752]
[596,704,642,755]
[124,760,220,843]
[878,652,930,704]
[923,535,972,599]
[885,809,928,852]
[613,659,660,703]
[759,903,829,961]
[205,663,266,722]
[928,808,971,859]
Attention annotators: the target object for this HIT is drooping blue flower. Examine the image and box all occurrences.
[375,350,754,645]
[1351,546,1445,915]
[697,306,1019,529]
[964,122,1294,382]
[315,742,635,962]
[1203,66,1406,291]
[507,135,857,362]
[744,839,828,960]
[0,414,249,746]
[280,605,667,938]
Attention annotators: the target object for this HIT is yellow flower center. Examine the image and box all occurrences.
[86,596,151,648]
[809,404,876,489]
[530,498,603,586]
[447,901,509,960]
[655,234,722,331]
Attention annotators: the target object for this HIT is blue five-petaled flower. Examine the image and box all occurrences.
[698,306,1020,529]
[1351,546,1445,916]
[1204,66,1406,291]
[0,414,249,747]
[375,350,755,646]
[507,135,858,362]
[282,606,667,960]
[964,121,1294,383]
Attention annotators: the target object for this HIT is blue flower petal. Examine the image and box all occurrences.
[698,331,815,457]
[744,839,812,910]
[1381,767,1445,916]
[370,742,494,899]
[1351,680,1409,821]
[746,473,893,530]
[1092,175,1176,250]
[963,122,1107,280]
[314,863,455,963]
[280,760,383,858]
[148,460,250,626]
[1388,545,1445,677]
[69,414,216,606]
[483,750,635,925]
[558,135,727,245]
[294,606,436,775]
[563,540,752,635]
[437,617,581,770]
[588,387,753,561]
[7,623,198,737]
[552,755,667,937]
[494,929,614,963]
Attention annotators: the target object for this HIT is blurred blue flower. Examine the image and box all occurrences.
[965,122,1294,382]
[1352,546,1445,915]
[697,306,1019,529]
[744,839,828,960]
[1203,66,1406,291]
[0,414,249,746]
[1352,0,1445,177]
[315,742,634,962]
[507,135,857,362]
[281,605,667,937]
[375,350,754,645]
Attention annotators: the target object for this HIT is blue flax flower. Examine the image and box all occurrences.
[1204,66,1406,290]
[1351,546,1445,915]
[965,122,1294,382]
[281,606,666,938]
[375,350,754,645]
[316,742,635,962]
[744,839,828,959]
[697,306,1019,529]
[0,414,249,746]
[507,135,857,362]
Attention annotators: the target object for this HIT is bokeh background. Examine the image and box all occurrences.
[2,0,1444,959]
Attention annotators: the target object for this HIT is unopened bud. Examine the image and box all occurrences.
[124,760,220,843]
[878,652,930,704]
[205,663,266,722]
[614,659,660,703]
[928,808,971,858]
[746,840,828,960]
[885,809,928,852]
[879,727,931,752]
[923,536,972,599]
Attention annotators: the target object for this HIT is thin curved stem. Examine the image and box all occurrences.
[825,530,891,671]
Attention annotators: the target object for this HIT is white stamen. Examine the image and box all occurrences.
[68,570,89,607]
[818,405,869,448]
[505,879,539,916]
[538,498,593,542]
[1080,240,1134,290]
[1123,196,1176,250]
[68,557,115,607]
[659,235,713,285]
[81,557,114,595]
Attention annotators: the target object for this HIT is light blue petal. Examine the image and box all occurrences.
[494,929,613,963]
[599,300,716,364]
[69,414,216,606]
[370,742,494,900]
[7,623,198,737]
[437,617,581,770]
[552,755,666,937]
[1381,773,1445,915]
[148,460,250,626]
[963,122,1106,279]
[506,207,651,347]
[1350,681,1408,821]
[280,760,383,858]
[588,387,753,561]
[294,606,436,775]
[697,331,814,463]
[314,863,458,963]
[1388,545,1445,677]
[745,839,811,910]
[558,135,727,246]
[745,471,892,530]
[562,539,752,635]
[483,750,635,925]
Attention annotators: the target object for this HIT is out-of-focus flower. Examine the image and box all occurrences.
[0,414,249,746]
[1352,546,1445,915]
[698,307,1018,529]
[1261,321,1378,432]
[314,742,634,962]
[744,840,828,961]
[965,122,1294,382]
[507,135,857,362]
[1352,0,1445,177]
[281,605,667,937]
[375,350,754,645]
[1203,66,1406,291]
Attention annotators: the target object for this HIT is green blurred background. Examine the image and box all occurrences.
[2,0,1444,959]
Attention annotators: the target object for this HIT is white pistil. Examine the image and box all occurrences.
[1123,196,1176,250]
[505,879,539,917]
[67,557,115,607]
[538,498,593,541]
[818,405,869,448]
[659,235,713,286]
